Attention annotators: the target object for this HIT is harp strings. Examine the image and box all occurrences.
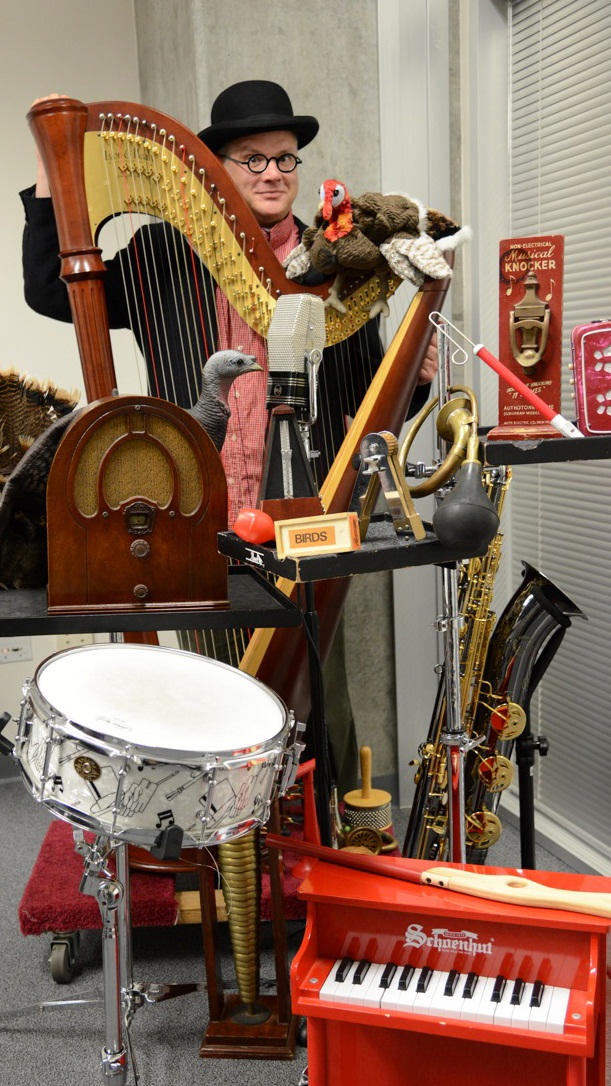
[97,113,213,403]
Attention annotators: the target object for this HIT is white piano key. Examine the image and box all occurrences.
[473,975,499,1023]
[510,981,535,1028]
[529,985,571,1033]
[358,962,391,1007]
[492,977,517,1027]
[459,971,483,1019]
[427,970,462,1019]
[319,958,358,1002]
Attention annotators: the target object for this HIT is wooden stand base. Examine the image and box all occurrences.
[197,801,297,1060]
[199,994,298,1059]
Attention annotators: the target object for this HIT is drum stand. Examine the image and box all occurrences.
[3,827,202,1086]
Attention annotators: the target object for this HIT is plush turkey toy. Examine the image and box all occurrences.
[284,179,471,316]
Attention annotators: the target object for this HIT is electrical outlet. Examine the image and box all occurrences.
[56,633,94,652]
[0,637,33,664]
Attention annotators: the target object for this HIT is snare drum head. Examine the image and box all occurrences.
[35,644,286,756]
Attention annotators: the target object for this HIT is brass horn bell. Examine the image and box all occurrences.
[399,387,499,555]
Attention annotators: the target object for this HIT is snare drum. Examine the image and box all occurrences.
[16,643,299,848]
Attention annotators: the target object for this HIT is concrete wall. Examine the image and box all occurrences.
[134,0,382,228]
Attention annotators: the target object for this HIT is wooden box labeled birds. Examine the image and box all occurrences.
[46,395,229,613]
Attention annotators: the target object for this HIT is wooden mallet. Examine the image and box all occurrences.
[343,745,393,832]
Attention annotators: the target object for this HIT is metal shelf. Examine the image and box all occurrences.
[0,565,301,638]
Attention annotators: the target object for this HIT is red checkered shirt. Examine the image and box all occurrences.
[216,212,300,526]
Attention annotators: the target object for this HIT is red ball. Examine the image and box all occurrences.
[233,508,275,545]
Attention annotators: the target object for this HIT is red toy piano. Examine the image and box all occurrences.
[290,857,609,1086]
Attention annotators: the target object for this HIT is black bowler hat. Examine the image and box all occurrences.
[198,80,319,151]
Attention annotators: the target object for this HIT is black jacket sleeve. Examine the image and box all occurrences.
[21,187,72,322]
[21,186,136,332]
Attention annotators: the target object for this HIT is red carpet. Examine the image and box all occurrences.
[18,817,307,936]
[18,820,179,934]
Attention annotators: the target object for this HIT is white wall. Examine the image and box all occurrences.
[0,1,140,772]
[3,1,140,395]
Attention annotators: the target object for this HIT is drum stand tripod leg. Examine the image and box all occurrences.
[77,834,203,1083]
[79,836,133,1085]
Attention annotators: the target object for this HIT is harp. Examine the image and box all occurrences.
[27,97,452,676]
[27,95,452,1053]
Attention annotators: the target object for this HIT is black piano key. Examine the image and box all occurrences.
[491,975,507,1003]
[511,978,526,1006]
[353,959,371,985]
[380,963,397,989]
[398,965,415,991]
[444,969,460,997]
[416,966,433,993]
[462,971,479,999]
[335,957,353,983]
[530,979,545,1007]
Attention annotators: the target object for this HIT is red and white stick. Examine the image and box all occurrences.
[429,313,584,439]
[266,834,611,917]
[474,342,583,439]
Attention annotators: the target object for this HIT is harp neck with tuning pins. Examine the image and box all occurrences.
[27,95,452,717]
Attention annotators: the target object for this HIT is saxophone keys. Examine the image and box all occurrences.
[465,810,502,849]
[477,754,514,793]
[490,700,527,740]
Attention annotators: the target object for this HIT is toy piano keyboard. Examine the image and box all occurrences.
[291,857,609,1086]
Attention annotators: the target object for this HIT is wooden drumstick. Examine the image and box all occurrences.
[266,834,611,919]
[343,746,392,831]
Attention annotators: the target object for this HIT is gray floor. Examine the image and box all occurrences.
[0,774,602,1086]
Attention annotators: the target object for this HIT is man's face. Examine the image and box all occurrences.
[219,130,300,227]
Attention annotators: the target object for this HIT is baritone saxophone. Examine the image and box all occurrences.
[402,465,585,862]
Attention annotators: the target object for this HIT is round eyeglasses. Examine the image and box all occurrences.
[220,153,302,174]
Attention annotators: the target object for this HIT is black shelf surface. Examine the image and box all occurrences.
[218,516,486,584]
[484,431,611,466]
[0,565,301,637]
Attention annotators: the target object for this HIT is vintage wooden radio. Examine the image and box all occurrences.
[46,395,228,613]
